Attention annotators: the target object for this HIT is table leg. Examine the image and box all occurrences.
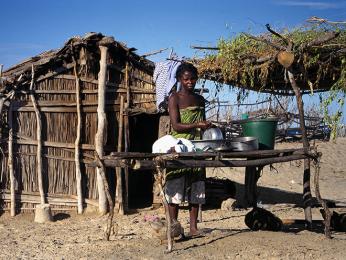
[244,166,261,208]
[303,158,312,229]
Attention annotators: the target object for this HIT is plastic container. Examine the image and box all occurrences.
[241,113,249,120]
[241,118,278,150]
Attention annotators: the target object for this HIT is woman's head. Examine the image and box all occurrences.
[176,63,198,80]
[176,63,198,91]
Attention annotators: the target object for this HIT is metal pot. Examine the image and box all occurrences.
[202,127,224,140]
[230,136,259,151]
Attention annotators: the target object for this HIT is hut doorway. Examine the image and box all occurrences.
[127,113,160,208]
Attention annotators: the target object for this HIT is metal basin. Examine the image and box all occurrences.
[192,137,258,152]
[192,139,231,151]
[230,136,259,151]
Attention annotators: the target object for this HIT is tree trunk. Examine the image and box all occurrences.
[74,63,83,214]
[95,44,109,214]
[29,65,45,205]
[287,70,313,228]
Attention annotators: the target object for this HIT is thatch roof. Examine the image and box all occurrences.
[194,21,346,95]
[2,32,154,86]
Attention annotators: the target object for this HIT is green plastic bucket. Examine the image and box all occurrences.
[241,118,278,150]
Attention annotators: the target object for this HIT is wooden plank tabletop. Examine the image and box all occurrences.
[100,148,319,171]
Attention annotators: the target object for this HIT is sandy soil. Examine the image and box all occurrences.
[1,138,346,259]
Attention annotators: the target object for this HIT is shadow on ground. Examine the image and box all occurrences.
[53,213,71,221]
[205,181,343,209]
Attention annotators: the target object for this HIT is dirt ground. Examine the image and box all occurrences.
[1,138,346,259]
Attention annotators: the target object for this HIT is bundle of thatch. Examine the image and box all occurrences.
[194,18,346,95]
[1,32,154,85]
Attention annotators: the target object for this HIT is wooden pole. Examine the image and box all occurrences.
[108,148,308,159]
[141,47,169,58]
[125,62,130,110]
[73,62,83,214]
[29,65,45,205]
[94,154,116,240]
[313,156,332,238]
[0,64,5,136]
[190,45,219,50]
[244,166,262,207]
[124,61,130,212]
[244,166,257,207]
[8,103,15,216]
[153,155,177,253]
[95,37,114,214]
[287,70,313,228]
[102,153,311,169]
[115,95,124,214]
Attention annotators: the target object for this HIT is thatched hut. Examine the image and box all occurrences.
[0,33,160,215]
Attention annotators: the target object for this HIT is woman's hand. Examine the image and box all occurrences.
[196,121,212,130]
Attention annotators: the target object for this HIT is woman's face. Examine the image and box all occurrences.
[179,71,198,91]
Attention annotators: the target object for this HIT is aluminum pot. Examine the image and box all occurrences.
[230,136,259,151]
[202,127,223,140]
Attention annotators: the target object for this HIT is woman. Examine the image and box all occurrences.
[166,62,211,237]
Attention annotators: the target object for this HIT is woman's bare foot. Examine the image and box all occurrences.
[188,228,203,237]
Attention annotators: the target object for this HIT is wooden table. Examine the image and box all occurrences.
[103,148,318,213]
[98,147,331,239]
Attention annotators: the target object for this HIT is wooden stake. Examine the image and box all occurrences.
[94,153,116,241]
[313,155,332,238]
[73,62,83,214]
[190,45,219,50]
[125,62,130,110]
[8,103,15,216]
[115,95,124,214]
[95,38,114,214]
[141,47,169,58]
[0,63,5,134]
[124,61,130,212]
[153,155,178,253]
[29,65,45,205]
